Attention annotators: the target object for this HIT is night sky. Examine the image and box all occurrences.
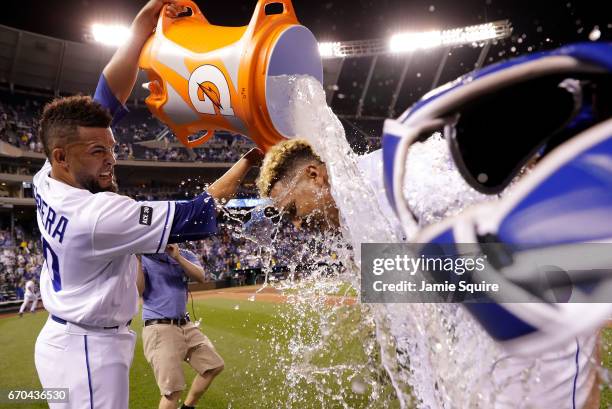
[0,0,609,51]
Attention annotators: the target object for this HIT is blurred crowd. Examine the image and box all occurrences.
[193,212,346,282]
[118,183,257,202]
[0,91,256,163]
[0,228,43,302]
[0,212,344,303]
[0,94,44,153]
[0,90,383,166]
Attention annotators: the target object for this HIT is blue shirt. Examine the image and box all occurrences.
[93,74,129,125]
[141,250,202,320]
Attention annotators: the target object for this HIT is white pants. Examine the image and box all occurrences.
[35,317,136,409]
[19,294,38,313]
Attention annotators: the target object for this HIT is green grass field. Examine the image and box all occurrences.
[0,293,610,409]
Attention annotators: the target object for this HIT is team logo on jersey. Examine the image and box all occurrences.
[140,206,153,226]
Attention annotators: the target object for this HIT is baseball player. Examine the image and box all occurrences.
[18,278,39,317]
[32,2,261,408]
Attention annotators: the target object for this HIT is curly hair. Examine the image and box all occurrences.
[256,139,323,197]
[38,95,112,160]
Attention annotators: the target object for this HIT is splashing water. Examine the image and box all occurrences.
[232,74,605,408]
[267,74,511,408]
[224,211,396,408]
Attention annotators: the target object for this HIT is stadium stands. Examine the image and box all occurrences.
[0,212,342,303]
[0,229,42,302]
[1,89,258,163]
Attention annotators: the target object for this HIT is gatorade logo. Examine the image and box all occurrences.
[188,65,235,117]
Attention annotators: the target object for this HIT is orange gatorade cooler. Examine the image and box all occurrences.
[138,0,323,151]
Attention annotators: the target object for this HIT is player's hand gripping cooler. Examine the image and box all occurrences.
[138,0,322,150]
[382,43,612,354]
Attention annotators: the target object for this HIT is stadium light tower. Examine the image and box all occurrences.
[389,22,502,53]
[91,24,131,47]
[318,42,344,58]
[318,20,512,59]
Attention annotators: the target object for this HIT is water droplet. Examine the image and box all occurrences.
[589,26,601,41]
[234,305,240,310]
[351,377,367,394]
[428,5,435,12]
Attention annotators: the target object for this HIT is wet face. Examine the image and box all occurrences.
[269,163,340,230]
[58,126,118,193]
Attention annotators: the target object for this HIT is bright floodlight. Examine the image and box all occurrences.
[91,24,131,47]
[389,23,499,53]
[318,42,344,58]
[316,20,511,59]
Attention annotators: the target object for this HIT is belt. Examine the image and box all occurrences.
[51,315,132,330]
[144,317,189,327]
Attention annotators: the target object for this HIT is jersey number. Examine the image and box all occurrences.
[42,238,61,292]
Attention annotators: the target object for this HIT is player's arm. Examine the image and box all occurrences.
[166,245,205,283]
[136,255,146,295]
[93,1,184,124]
[165,148,263,244]
[207,148,264,202]
[92,190,217,255]
[101,0,183,105]
[91,149,262,255]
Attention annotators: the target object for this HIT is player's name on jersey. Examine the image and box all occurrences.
[33,185,69,243]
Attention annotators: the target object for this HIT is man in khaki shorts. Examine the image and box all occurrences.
[137,244,224,409]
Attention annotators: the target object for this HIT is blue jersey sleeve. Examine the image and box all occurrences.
[169,193,218,243]
[93,74,129,126]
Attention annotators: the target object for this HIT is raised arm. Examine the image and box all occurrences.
[207,148,264,202]
[166,148,263,243]
[102,0,184,105]
[165,245,205,283]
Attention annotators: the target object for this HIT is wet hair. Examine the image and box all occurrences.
[256,139,323,197]
[38,95,112,161]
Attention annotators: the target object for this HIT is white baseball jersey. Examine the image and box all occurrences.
[32,161,175,327]
[24,280,37,297]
